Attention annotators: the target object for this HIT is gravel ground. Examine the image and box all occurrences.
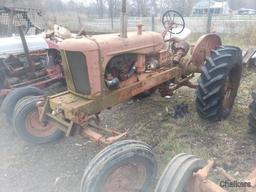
[0,115,100,192]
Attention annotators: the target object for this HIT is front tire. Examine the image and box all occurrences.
[196,46,242,121]
[13,96,64,144]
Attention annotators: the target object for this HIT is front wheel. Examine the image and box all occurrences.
[13,96,64,144]
[196,46,242,121]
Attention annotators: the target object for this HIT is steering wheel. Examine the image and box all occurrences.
[162,10,185,34]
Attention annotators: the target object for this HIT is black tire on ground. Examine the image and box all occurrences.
[196,45,243,121]
[248,90,256,133]
[154,153,206,192]
[13,96,64,144]
[1,86,44,123]
[80,140,157,192]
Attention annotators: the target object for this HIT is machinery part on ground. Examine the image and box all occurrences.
[248,90,256,133]
[1,86,44,123]
[170,103,189,119]
[162,10,185,34]
[80,140,157,192]
[12,96,64,144]
[196,46,243,121]
[155,153,206,192]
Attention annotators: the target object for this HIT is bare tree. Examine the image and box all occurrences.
[135,0,149,16]
[108,0,114,29]
[159,0,196,16]
[96,0,104,18]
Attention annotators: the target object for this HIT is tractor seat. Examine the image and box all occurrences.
[171,28,191,42]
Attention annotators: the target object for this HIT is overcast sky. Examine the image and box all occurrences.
[61,0,91,6]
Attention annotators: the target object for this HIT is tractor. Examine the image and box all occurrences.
[6,0,243,145]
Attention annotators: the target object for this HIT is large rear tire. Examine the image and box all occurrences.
[196,46,242,121]
[1,86,44,123]
[13,96,64,144]
[80,140,157,192]
[154,153,206,192]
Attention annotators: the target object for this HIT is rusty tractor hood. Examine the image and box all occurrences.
[59,31,165,56]
[0,35,49,58]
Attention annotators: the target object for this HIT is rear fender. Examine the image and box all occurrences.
[191,33,222,69]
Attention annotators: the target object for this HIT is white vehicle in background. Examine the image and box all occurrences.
[238,8,256,15]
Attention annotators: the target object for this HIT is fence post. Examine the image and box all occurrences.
[7,8,14,36]
[152,16,155,31]
[150,6,156,31]
[206,0,212,33]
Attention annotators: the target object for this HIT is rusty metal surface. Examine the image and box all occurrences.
[48,67,181,122]
[102,162,146,192]
[59,31,165,98]
[25,108,59,137]
[191,33,222,68]
[223,59,242,113]
[80,128,127,145]
[245,169,256,192]
[183,157,256,192]
[189,161,226,192]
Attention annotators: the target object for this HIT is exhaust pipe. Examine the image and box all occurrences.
[120,0,127,38]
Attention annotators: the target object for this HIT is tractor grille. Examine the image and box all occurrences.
[64,51,91,95]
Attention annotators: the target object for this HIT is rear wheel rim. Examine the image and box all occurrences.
[25,110,58,137]
[223,65,241,111]
[102,162,147,192]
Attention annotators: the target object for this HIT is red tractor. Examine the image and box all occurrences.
[6,1,243,145]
